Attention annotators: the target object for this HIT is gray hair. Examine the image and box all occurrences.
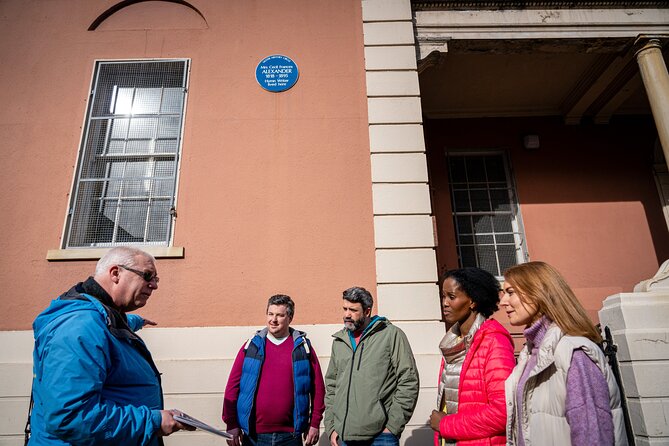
[95,246,155,276]
[267,294,295,319]
[342,286,373,311]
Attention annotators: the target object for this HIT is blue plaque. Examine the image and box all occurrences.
[255,55,299,92]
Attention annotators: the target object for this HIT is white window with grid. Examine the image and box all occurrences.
[65,60,189,248]
[446,151,528,278]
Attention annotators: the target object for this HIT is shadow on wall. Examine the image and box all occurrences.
[403,427,434,446]
[424,115,669,284]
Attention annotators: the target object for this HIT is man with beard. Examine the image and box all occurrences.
[324,286,419,446]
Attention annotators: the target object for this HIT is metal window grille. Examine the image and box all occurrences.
[446,151,528,278]
[65,60,188,248]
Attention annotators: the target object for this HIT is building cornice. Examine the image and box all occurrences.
[412,1,669,10]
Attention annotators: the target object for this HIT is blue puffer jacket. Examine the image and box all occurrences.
[237,328,312,434]
[29,288,163,445]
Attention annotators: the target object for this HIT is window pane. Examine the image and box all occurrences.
[128,118,157,143]
[490,189,511,211]
[126,139,151,153]
[453,190,471,212]
[101,199,119,228]
[495,233,515,244]
[68,181,113,245]
[106,175,122,198]
[473,215,492,232]
[460,246,477,267]
[146,200,172,242]
[456,216,472,234]
[470,189,491,212]
[492,214,513,233]
[161,88,184,114]
[115,201,149,243]
[485,155,506,182]
[121,174,151,197]
[154,160,175,178]
[154,178,175,197]
[158,117,181,140]
[498,245,518,273]
[111,88,134,115]
[110,118,129,140]
[458,234,474,245]
[155,139,179,153]
[466,157,486,182]
[476,245,498,276]
[133,88,162,115]
[448,157,467,183]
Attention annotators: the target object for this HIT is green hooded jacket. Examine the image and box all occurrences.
[324,317,420,441]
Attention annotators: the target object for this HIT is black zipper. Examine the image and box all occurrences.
[357,342,365,370]
[340,339,357,439]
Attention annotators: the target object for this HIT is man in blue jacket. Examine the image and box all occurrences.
[28,246,190,445]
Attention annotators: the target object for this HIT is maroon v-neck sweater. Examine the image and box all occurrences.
[223,337,325,433]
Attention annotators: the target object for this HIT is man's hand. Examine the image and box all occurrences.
[329,430,338,446]
[159,410,194,436]
[142,318,157,327]
[429,410,446,432]
[304,426,320,445]
[226,427,242,446]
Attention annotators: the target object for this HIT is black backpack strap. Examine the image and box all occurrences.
[602,325,636,446]
[24,389,33,445]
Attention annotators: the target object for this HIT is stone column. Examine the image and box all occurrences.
[361,1,443,443]
[635,37,669,170]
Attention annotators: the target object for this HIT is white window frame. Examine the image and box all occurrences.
[62,59,189,250]
[445,149,529,278]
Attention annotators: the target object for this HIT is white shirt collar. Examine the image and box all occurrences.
[267,332,289,345]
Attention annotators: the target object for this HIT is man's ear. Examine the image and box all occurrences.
[365,307,372,318]
[110,265,121,284]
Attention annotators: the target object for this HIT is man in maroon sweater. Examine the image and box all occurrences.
[223,295,325,446]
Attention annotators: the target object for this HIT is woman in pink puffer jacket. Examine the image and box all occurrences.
[430,268,516,446]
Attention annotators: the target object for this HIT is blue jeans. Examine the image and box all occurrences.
[341,432,399,446]
[242,432,303,446]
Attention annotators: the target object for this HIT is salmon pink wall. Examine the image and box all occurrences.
[425,116,669,323]
[0,0,376,330]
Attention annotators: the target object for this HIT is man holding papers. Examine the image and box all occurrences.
[27,246,191,445]
[223,295,325,446]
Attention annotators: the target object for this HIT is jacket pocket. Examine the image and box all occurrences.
[369,400,389,435]
[345,396,387,437]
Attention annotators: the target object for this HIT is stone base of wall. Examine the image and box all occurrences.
[0,322,443,446]
[599,292,669,445]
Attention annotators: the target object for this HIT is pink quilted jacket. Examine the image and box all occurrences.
[434,319,515,446]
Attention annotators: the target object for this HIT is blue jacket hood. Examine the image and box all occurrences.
[33,294,107,339]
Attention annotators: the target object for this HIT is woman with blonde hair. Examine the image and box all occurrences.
[500,261,627,446]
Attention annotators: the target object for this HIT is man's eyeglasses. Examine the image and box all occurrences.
[119,265,159,283]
